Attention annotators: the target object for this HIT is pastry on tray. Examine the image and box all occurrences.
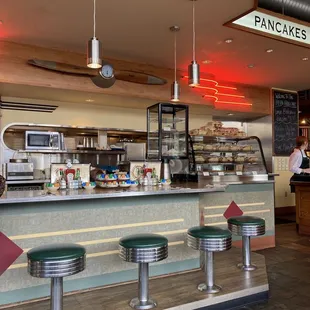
[242,145,252,151]
[246,156,258,163]
[203,144,214,151]
[193,143,204,151]
[207,157,219,163]
[218,144,230,151]
[190,129,199,136]
[230,144,240,151]
[220,156,233,163]
[234,156,245,163]
[195,155,205,163]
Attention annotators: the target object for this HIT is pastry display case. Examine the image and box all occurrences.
[147,103,189,160]
[190,122,269,182]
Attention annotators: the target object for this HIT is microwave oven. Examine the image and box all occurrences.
[25,131,61,150]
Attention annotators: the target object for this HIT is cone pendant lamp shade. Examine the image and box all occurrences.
[87,0,102,68]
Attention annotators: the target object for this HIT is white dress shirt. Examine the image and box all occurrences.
[289,148,307,174]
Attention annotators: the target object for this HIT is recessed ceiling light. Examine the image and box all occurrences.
[228,113,234,116]
[266,49,274,53]
[302,57,309,61]
[247,64,255,68]
[86,99,94,102]
[225,39,233,44]
[202,60,212,64]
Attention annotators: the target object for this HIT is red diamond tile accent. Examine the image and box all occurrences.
[223,201,244,219]
[0,232,23,276]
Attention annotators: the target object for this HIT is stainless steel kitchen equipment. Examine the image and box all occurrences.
[6,159,34,180]
[161,158,171,180]
[25,131,61,150]
[120,143,146,161]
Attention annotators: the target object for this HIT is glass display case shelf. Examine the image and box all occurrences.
[193,150,258,154]
[192,136,244,142]
[150,117,186,124]
[193,136,268,176]
[197,162,259,166]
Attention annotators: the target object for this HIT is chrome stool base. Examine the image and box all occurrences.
[51,277,63,310]
[130,297,157,310]
[238,263,257,272]
[240,236,256,272]
[119,237,168,310]
[198,283,221,294]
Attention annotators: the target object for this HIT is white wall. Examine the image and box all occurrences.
[0,96,213,131]
[273,157,295,208]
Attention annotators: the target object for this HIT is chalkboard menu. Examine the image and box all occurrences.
[273,90,298,156]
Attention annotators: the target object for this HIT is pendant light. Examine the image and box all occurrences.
[87,0,102,69]
[188,0,200,87]
[170,25,180,103]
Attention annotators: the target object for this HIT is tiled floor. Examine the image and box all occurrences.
[240,223,310,310]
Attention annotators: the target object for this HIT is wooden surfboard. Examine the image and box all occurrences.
[28,59,167,85]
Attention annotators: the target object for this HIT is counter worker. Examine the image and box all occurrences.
[289,136,310,193]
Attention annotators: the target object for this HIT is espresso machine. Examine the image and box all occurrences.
[147,102,198,182]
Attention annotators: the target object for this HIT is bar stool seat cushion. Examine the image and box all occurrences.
[27,243,86,262]
[119,234,168,249]
[188,226,231,239]
[228,216,265,226]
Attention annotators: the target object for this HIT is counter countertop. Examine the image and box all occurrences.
[0,183,227,205]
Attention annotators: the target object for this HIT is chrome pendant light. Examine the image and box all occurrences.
[170,25,180,103]
[188,0,200,87]
[87,0,102,68]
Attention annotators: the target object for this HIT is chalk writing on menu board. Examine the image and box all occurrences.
[273,90,298,156]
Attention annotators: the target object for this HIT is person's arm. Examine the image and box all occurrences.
[289,151,303,174]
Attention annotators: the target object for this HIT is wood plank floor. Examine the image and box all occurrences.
[2,248,268,310]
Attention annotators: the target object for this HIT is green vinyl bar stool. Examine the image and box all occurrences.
[187,226,232,294]
[27,243,86,310]
[228,216,265,271]
[119,234,168,310]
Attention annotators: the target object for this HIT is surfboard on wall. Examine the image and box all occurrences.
[28,59,167,86]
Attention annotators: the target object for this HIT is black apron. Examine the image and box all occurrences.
[290,149,310,193]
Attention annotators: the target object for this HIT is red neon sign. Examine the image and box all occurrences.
[183,76,252,107]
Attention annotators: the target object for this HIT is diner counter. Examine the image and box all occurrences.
[0,183,227,205]
[0,180,275,306]
[1,180,275,205]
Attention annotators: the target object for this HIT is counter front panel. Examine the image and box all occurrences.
[200,183,275,250]
[0,194,200,305]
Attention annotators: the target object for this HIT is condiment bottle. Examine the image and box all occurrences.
[59,169,67,190]
[76,168,83,189]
